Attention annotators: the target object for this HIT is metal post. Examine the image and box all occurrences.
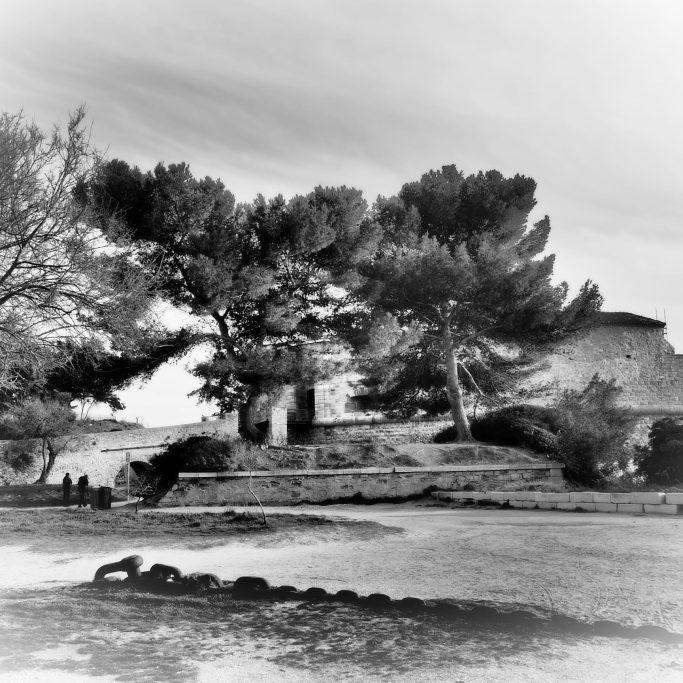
[126,452,131,501]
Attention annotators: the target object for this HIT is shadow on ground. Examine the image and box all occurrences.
[1,585,681,682]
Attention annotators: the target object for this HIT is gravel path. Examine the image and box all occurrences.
[1,502,682,681]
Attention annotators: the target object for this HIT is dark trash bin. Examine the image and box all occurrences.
[89,486,97,509]
[98,486,112,510]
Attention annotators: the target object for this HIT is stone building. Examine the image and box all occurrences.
[277,312,683,445]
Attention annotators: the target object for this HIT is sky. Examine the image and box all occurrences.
[2,0,682,425]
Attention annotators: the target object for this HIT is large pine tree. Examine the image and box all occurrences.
[87,161,378,441]
[353,165,602,441]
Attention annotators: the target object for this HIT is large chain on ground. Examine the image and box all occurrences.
[92,555,683,644]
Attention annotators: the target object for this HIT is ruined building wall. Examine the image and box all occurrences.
[285,320,683,446]
[536,324,683,411]
[0,417,238,487]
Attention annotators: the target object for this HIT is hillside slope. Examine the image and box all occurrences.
[260,442,546,471]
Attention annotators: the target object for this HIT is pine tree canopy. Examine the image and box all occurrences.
[352,165,602,440]
[87,160,379,440]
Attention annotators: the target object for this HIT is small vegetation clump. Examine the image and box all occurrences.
[634,418,683,486]
[469,404,562,454]
[437,376,635,489]
[150,436,261,488]
[553,377,634,487]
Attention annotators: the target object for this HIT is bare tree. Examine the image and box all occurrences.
[0,396,75,483]
[129,469,166,513]
[0,107,156,399]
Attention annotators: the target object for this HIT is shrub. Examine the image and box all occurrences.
[433,425,457,443]
[437,376,635,488]
[150,436,256,487]
[469,405,561,454]
[634,418,683,485]
[552,376,634,487]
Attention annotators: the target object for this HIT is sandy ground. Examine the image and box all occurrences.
[1,502,682,681]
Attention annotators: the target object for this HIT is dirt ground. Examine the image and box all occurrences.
[259,442,543,471]
[0,502,682,681]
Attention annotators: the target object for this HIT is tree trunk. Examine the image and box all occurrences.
[241,392,269,444]
[35,438,56,484]
[443,327,475,442]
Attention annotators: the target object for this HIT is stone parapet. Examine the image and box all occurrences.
[163,462,563,506]
[432,489,683,515]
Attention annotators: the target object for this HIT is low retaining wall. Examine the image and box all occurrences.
[289,416,452,445]
[433,490,683,515]
[0,417,238,486]
[163,462,564,506]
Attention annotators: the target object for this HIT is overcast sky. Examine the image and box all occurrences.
[2,0,682,425]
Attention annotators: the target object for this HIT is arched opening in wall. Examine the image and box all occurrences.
[114,461,153,488]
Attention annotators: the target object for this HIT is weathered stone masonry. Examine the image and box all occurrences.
[163,462,564,506]
[0,417,238,487]
[534,312,683,441]
[281,312,683,445]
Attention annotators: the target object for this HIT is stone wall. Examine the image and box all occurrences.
[433,490,683,515]
[537,323,683,412]
[281,317,683,447]
[0,416,238,487]
[288,416,452,445]
[163,462,564,506]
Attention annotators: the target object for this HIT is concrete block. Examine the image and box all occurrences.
[546,493,570,503]
[524,491,543,501]
[617,503,644,513]
[592,493,612,503]
[537,502,557,510]
[644,504,683,515]
[556,502,577,511]
[574,503,597,512]
[629,492,666,504]
[487,491,511,501]
[508,500,526,508]
[521,501,538,509]
[569,492,598,503]
[610,493,632,503]
[444,492,479,501]
[666,493,683,505]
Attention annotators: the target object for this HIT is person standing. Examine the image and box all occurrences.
[62,473,72,506]
[77,474,89,507]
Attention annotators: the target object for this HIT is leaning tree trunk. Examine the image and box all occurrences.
[35,437,57,484]
[443,326,475,442]
[241,392,269,444]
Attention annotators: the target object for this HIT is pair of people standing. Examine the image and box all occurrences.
[62,473,89,507]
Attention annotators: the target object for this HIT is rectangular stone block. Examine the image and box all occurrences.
[537,502,557,510]
[617,503,644,513]
[644,504,683,515]
[666,493,683,505]
[592,493,612,503]
[508,499,526,508]
[546,493,570,503]
[569,492,597,503]
[574,503,596,512]
[595,502,618,512]
[629,492,666,504]
[521,501,538,508]
[556,502,577,510]
[610,493,632,503]
[535,492,569,502]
